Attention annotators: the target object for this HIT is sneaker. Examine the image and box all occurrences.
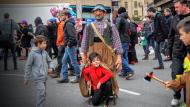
[118,71,128,77]
[126,72,134,80]
[70,77,80,83]
[57,79,69,83]
[171,98,180,106]
[153,66,164,70]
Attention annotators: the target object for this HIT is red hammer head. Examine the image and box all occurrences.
[144,72,154,82]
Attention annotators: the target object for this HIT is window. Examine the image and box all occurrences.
[134,1,138,8]
[134,10,138,16]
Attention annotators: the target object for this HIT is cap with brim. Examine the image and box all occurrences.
[92,4,106,12]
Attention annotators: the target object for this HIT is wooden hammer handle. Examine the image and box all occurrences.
[152,76,166,85]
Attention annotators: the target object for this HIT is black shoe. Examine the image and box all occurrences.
[57,79,69,83]
[70,77,80,83]
[153,66,164,70]
[49,73,59,78]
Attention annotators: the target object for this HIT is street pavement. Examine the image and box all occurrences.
[0,46,184,107]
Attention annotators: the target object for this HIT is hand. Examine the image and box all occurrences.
[97,82,101,89]
[164,81,172,90]
[87,81,91,86]
[180,35,190,46]
[115,55,122,70]
[82,53,88,64]
[48,69,53,74]
[24,80,29,86]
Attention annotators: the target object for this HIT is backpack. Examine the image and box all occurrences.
[0,20,14,48]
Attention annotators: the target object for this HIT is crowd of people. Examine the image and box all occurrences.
[0,0,190,107]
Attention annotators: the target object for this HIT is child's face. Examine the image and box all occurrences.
[179,28,190,46]
[92,57,101,68]
[37,41,47,50]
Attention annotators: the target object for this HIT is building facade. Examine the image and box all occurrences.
[153,0,190,14]
[0,0,111,24]
[118,0,153,19]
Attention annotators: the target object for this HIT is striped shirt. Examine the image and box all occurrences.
[81,20,123,54]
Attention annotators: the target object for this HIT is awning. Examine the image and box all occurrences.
[70,5,111,13]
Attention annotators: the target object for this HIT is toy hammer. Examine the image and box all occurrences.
[144,72,166,85]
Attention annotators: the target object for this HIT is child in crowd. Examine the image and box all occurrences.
[24,35,55,107]
[165,16,190,107]
[83,52,112,107]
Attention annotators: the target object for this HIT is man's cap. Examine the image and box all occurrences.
[92,4,106,12]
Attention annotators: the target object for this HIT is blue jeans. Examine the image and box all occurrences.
[155,41,164,67]
[122,43,134,74]
[61,47,80,79]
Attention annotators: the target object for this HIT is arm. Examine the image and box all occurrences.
[24,53,34,81]
[66,22,77,47]
[111,24,123,69]
[167,19,175,56]
[159,15,169,38]
[99,67,112,84]
[111,24,123,54]
[81,26,89,63]
[166,73,186,91]
[83,68,90,81]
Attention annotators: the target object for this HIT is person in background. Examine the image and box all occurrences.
[19,20,33,60]
[164,8,173,62]
[147,7,169,70]
[142,16,152,60]
[47,18,58,59]
[116,7,134,79]
[57,10,81,83]
[0,13,19,70]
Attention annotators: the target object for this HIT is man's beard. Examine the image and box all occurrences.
[95,16,104,21]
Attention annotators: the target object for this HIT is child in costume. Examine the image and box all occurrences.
[83,52,112,107]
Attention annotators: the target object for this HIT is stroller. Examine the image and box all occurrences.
[79,63,118,106]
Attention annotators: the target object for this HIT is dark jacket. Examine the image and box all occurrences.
[165,15,173,30]
[153,12,169,42]
[47,23,57,40]
[64,18,77,47]
[168,13,190,59]
[129,22,138,45]
[116,12,130,43]
[34,17,48,37]
[0,19,19,44]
